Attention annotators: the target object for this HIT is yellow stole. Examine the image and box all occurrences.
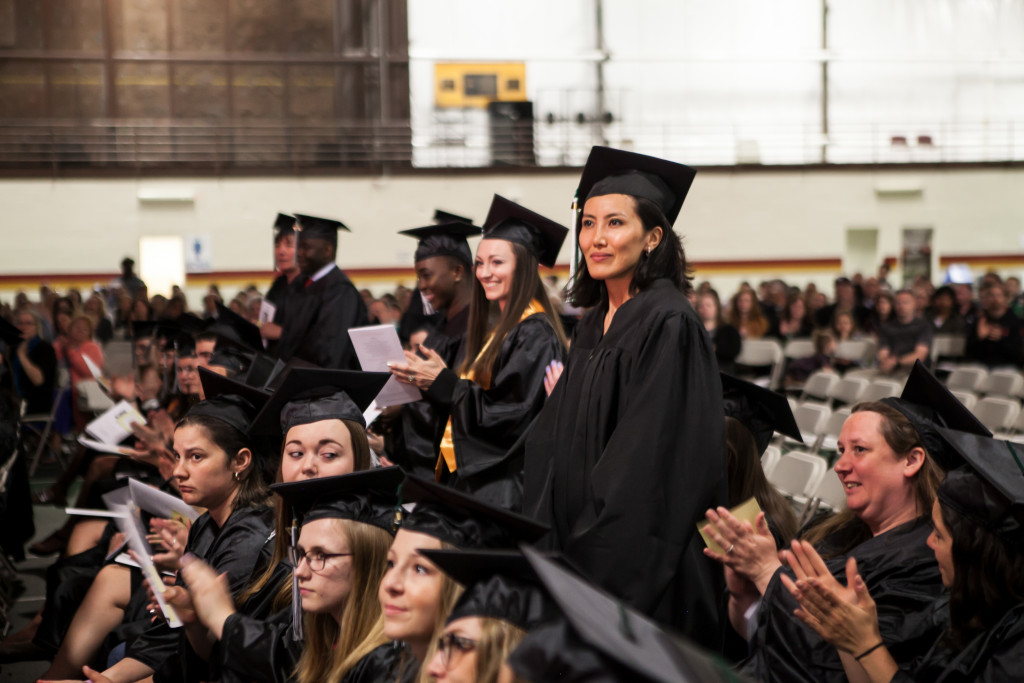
[436,299,546,478]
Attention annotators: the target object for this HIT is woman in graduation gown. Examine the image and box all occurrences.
[704,363,987,682]
[262,213,301,356]
[385,220,480,477]
[521,146,728,649]
[784,427,1024,682]
[43,377,278,683]
[177,368,390,683]
[390,196,568,511]
[344,473,550,683]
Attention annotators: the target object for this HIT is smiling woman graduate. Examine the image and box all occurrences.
[521,146,728,650]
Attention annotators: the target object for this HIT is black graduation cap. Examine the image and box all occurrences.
[243,353,278,389]
[422,549,556,631]
[249,367,390,435]
[721,373,801,455]
[399,222,482,266]
[433,209,475,225]
[172,331,197,358]
[274,212,295,236]
[271,467,404,531]
[210,303,262,352]
[934,428,1024,545]
[294,213,349,245]
[208,346,253,377]
[130,320,158,341]
[175,313,210,335]
[399,473,549,549]
[185,368,272,435]
[0,317,23,348]
[881,361,991,471]
[482,195,568,269]
[575,146,697,226]
[510,546,742,683]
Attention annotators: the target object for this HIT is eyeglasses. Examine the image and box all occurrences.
[435,632,477,670]
[287,546,352,573]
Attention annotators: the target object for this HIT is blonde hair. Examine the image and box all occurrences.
[294,518,394,683]
[412,543,464,683]
[474,618,528,683]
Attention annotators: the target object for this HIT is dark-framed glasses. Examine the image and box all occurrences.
[436,632,477,670]
[287,546,352,573]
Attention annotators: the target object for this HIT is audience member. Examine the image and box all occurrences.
[876,289,932,374]
[965,280,1023,367]
[926,285,967,335]
[815,277,869,330]
[728,288,770,339]
[697,289,742,374]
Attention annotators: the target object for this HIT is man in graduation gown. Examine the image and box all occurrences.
[274,213,368,370]
[384,218,480,476]
[262,213,302,357]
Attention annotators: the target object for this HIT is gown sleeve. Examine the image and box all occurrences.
[218,608,299,683]
[564,311,726,619]
[311,276,368,370]
[437,316,562,476]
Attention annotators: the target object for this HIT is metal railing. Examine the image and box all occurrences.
[0,118,1020,173]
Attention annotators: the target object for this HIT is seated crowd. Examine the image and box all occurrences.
[0,146,1021,683]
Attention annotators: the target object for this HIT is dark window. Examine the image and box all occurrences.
[464,74,497,97]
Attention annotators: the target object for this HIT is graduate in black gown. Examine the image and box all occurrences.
[784,427,1024,682]
[263,213,302,356]
[522,146,728,649]
[276,214,368,370]
[389,196,568,511]
[385,219,480,477]
[707,363,989,683]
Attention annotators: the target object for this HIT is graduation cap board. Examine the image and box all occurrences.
[399,473,549,550]
[433,209,475,225]
[482,195,568,269]
[420,548,556,631]
[399,222,482,267]
[211,303,263,352]
[721,373,801,455]
[935,427,1024,545]
[130,320,158,341]
[185,368,271,435]
[575,146,697,227]
[271,466,404,531]
[274,213,295,235]
[294,213,349,245]
[512,545,743,683]
[248,367,390,435]
[881,360,991,471]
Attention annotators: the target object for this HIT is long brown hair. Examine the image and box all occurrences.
[411,542,464,683]
[473,618,529,683]
[238,419,372,608]
[727,289,769,339]
[725,417,798,545]
[800,401,941,556]
[459,241,567,387]
[294,518,394,683]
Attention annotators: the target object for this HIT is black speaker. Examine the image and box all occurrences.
[487,100,535,166]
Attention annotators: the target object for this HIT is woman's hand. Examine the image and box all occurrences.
[781,539,855,606]
[389,346,447,391]
[702,508,781,594]
[178,553,236,640]
[150,518,188,571]
[82,665,115,683]
[781,554,882,656]
[544,360,564,396]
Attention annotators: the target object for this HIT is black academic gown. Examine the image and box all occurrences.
[426,312,565,512]
[386,306,469,477]
[343,642,419,683]
[523,279,728,650]
[217,607,300,683]
[741,517,946,683]
[893,601,1024,682]
[265,273,299,357]
[276,266,368,369]
[127,504,277,681]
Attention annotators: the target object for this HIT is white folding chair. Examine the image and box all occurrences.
[931,334,967,365]
[827,376,870,407]
[816,407,852,454]
[736,339,785,390]
[949,389,978,412]
[784,338,816,360]
[768,450,828,505]
[1003,409,1024,442]
[800,371,839,404]
[800,471,848,524]
[842,368,878,382]
[790,402,832,446]
[979,369,1024,399]
[835,340,870,364]
[21,381,70,477]
[761,444,782,478]
[946,366,989,393]
[972,396,1021,434]
[860,378,903,403]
